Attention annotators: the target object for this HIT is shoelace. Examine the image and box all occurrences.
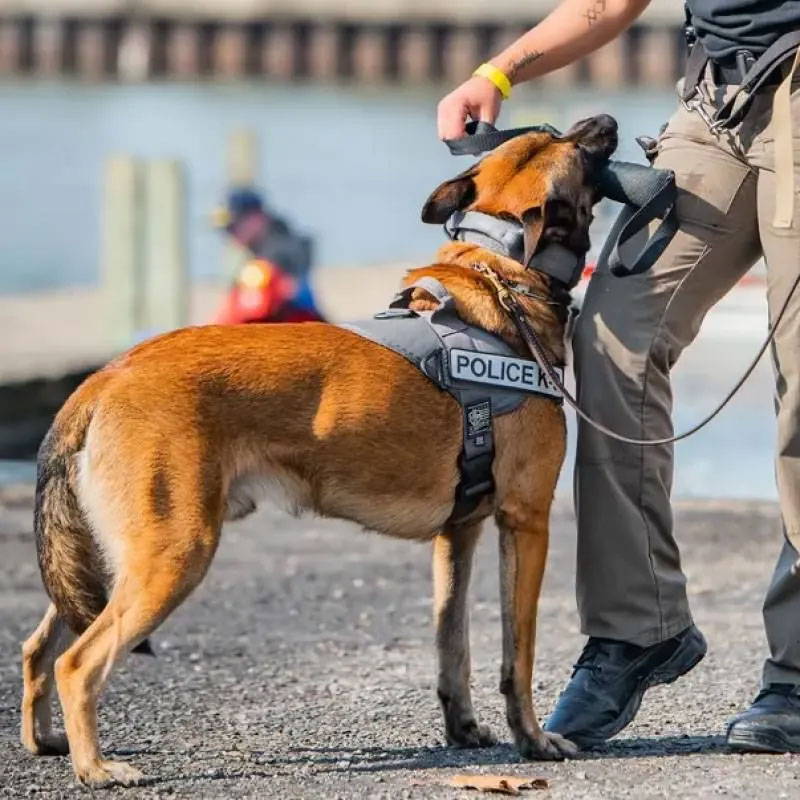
[571,641,609,677]
[753,683,800,704]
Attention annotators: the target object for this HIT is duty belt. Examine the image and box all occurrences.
[682,33,800,229]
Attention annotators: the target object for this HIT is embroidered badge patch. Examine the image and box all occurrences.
[466,400,492,439]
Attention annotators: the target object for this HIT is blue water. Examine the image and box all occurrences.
[0,460,35,484]
[0,81,675,293]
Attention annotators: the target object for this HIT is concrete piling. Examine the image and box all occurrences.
[167,23,201,79]
[117,20,152,82]
[442,28,483,84]
[228,129,259,188]
[307,23,339,81]
[142,160,188,334]
[352,27,387,83]
[33,17,64,76]
[262,24,296,80]
[637,28,678,87]
[587,37,627,88]
[397,27,433,84]
[75,20,106,80]
[102,156,143,348]
[213,24,247,79]
[0,19,22,75]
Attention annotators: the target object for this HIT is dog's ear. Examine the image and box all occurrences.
[521,206,545,266]
[522,198,580,264]
[421,169,477,223]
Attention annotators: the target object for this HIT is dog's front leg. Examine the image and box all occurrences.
[497,507,576,760]
[433,522,496,748]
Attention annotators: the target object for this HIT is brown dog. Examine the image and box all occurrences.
[20,116,616,787]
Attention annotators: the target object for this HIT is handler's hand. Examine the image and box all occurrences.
[437,75,502,141]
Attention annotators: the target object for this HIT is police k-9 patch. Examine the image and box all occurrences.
[449,349,563,399]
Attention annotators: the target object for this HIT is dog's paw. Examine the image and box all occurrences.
[77,760,144,788]
[448,721,498,749]
[518,730,578,761]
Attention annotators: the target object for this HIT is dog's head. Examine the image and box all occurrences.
[422,114,618,266]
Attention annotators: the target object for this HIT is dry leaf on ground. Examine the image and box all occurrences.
[445,774,549,795]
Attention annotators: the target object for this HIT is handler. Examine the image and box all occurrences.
[438,0,800,752]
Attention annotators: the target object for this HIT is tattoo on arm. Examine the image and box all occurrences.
[508,50,544,80]
[583,0,607,27]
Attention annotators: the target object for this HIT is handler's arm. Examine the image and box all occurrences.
[437,0,651,140]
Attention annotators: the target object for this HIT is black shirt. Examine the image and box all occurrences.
[688,0,800,59]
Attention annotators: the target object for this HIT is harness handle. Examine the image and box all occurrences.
[444,120,560,156]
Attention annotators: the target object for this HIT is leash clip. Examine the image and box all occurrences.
[471,263,514,311]
[681,91,723,134]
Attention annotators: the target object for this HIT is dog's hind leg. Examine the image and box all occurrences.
[433,521,496,748]
[21,603,75,756]
[54,521,220,788]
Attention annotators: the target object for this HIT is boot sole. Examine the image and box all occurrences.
[727,726,800,754]
[566,629,707,749]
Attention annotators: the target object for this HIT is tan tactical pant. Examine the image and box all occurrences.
[573,67,800,685]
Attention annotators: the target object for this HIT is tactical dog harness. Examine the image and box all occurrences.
[341,276,563,521]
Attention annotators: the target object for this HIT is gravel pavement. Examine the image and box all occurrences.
[1,483,798,799]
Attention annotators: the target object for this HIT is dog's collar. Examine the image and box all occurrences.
[444,210,584,289]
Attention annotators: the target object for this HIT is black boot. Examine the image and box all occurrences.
[544,625,707,747]
[727,684,800,753]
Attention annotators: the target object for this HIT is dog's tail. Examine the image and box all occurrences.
[34,371,110,636]
[33,371,151,656]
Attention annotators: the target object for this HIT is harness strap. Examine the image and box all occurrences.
[681,41,708,103]
[445,209,584,287]
[389,275,451,308]
[388,276,497,522]
[445,210,526,262]
[772,47,800,229]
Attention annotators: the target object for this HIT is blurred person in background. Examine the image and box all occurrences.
[213,188,325,324]
[438,0,800,754]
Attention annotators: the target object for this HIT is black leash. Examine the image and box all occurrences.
[493,272,800,447]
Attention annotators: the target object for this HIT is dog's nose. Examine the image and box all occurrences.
[592,114,618,136]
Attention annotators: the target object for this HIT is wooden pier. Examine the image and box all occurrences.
[0,1,684,86]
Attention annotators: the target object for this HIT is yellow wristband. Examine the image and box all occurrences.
[473,63,512,100]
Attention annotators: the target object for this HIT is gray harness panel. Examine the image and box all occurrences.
[341,277,562,520]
